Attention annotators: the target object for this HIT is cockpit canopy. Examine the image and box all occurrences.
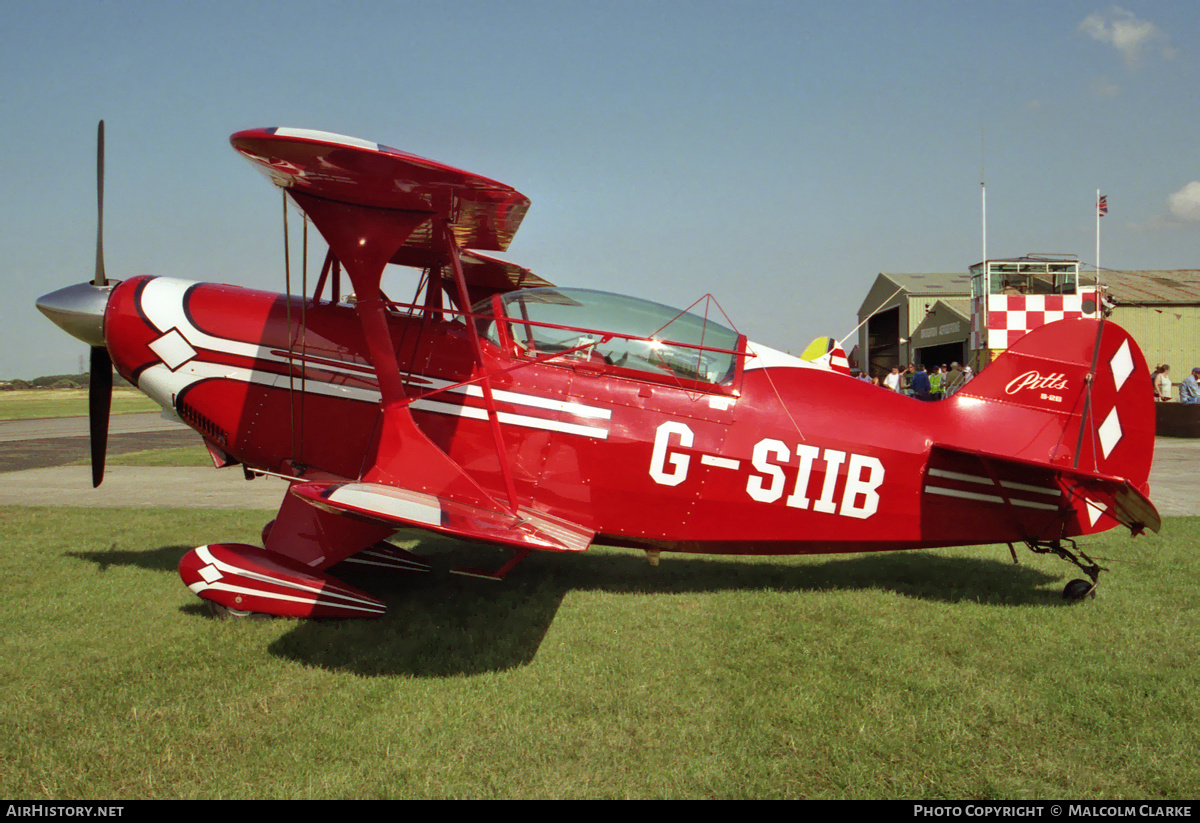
[481,287,742,386]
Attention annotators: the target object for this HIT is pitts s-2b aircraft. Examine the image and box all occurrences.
[38,125,1160,617]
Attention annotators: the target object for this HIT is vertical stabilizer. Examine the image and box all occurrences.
[951,318,1154,494]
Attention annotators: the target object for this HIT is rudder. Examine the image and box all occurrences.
[951,318,1155,495]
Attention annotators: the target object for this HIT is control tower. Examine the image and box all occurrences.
[969,254,1103,368]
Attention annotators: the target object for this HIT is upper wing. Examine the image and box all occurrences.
[230,127,530,260]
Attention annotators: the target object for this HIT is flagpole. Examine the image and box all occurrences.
[981,132,986,265]
[1096,188,1101,285]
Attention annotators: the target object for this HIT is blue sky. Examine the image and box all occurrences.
[4,1,1198,378]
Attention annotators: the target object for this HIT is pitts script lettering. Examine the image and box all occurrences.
[1005,371,1069,395]
[649,422,884,519]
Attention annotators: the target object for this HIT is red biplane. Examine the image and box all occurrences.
[37,124,1160,617]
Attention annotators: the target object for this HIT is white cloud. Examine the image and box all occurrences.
[1168,182,1200,223]
[1079,6,1173,68]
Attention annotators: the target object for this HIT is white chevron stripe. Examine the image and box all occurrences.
[136,278,614,441]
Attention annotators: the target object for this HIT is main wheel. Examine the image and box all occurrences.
[207,601,271,620]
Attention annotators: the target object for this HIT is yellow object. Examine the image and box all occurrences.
[800,336,835,361]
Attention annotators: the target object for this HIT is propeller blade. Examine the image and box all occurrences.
[94,120,105,287]
[89,346,112,488]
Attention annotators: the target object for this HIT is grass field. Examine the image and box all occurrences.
[72,445,214,468]
[2,506,1197,799]
[0,388,160,421]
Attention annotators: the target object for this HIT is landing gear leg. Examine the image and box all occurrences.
[1024,537,1106,601]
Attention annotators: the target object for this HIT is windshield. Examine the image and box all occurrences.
[488,287,740,385]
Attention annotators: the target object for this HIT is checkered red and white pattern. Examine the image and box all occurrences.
[982,292,1100,350]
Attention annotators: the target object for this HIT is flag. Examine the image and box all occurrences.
[1098,194,1108,217]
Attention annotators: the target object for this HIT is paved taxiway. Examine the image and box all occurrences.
[0,412,1194,514]
[0,413,284,509]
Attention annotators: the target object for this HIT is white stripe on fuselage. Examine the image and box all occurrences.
[135,278,611,440]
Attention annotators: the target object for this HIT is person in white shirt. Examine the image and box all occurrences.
[1154,364,1173,401]
[884,366,901,392]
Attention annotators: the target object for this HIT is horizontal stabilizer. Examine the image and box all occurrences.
[923,444,1160,545]
[1073,474,1161,535]
[290,481,593,554]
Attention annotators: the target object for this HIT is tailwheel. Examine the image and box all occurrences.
[1023,537,1106,602]
[1062,579,1097,601]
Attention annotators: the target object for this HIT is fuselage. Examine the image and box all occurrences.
[103,275,1128,555]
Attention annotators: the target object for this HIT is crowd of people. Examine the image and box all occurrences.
[1153,364,1200,404]
[853,362,973,401]
[855,358,1199,405]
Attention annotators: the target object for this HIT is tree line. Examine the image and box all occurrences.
[0,372,133,390]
